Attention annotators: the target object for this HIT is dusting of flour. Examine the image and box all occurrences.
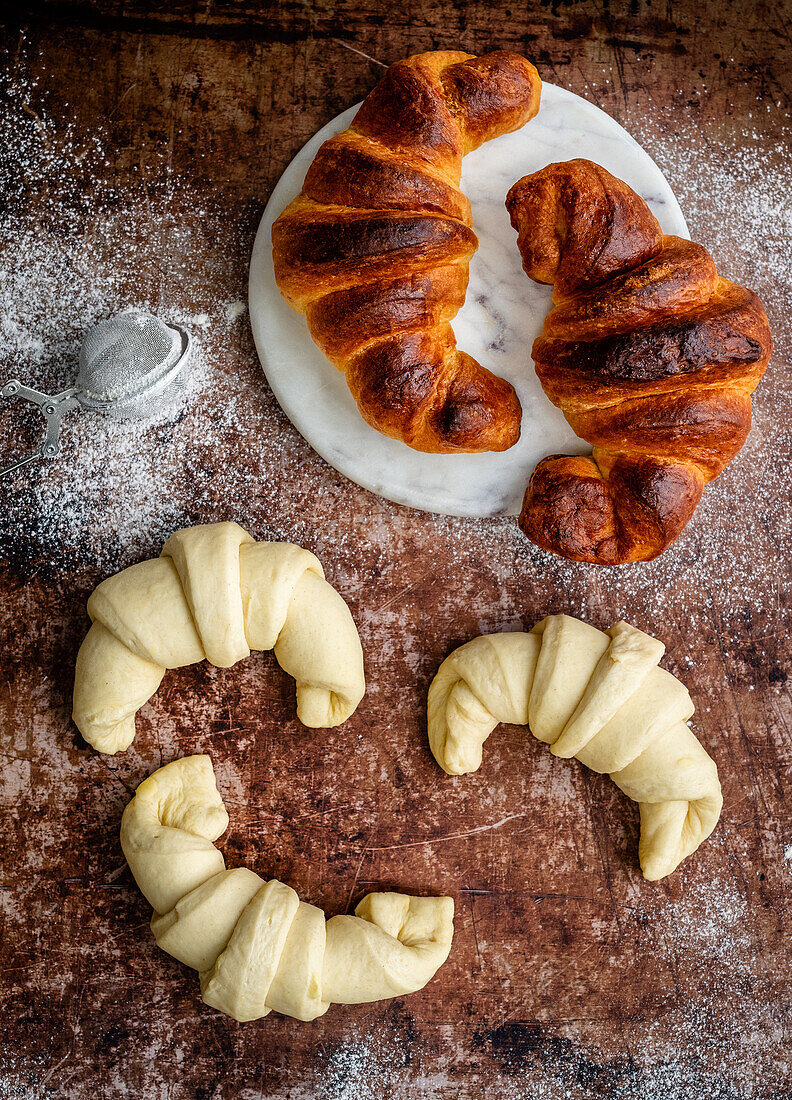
[0,67,266,575]
[1,66,790,635]
[1,62,791,1100]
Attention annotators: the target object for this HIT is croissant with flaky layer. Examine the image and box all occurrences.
[121,756,454,1022]
[428,614,722,880]
[272,50,541,453]
[73,522,365,754]
[506,159,772,564]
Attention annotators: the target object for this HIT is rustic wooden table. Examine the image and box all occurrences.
[1,2,790,1097]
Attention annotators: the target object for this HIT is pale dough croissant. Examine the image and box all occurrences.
[428,615,722,880]
[73,522,365,754]
[121,755,454,1022]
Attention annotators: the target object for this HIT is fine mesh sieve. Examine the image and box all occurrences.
[1,309,192,476]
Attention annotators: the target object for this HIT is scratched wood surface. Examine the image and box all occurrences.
[1,2,791,1098]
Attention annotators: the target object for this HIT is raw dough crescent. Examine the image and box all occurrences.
[72,522,366,754]
[121,755,454,1022]
[428,615,722,880]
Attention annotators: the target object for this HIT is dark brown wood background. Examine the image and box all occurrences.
[1,2,791,1097]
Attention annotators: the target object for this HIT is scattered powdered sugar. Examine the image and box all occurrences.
[1,65,789,638]
[314,1033,411,1099]
[644,870,751,955]
[226,300,248,323]
[0,65,285,576]
[642,112,792,316]
[1,64,790,626]
[1,61,791,1099]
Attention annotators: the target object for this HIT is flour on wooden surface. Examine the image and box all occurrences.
[1,69,790,636]
[0,67,288,575]
[1,66,790,1100]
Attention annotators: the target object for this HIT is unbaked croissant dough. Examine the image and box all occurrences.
[428,615,722,880]
[120,755,454,1022]
[72,522,366,754]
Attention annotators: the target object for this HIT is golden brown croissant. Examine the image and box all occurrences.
[505,159,772,564]
[272,50,541,453]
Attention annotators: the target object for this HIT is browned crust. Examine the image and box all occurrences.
[272,50,541,453]
[304,268,468,362]
[352,55,466,170]
[520,453,705,564]
[508,159,772,564]
[439,51,545,150]
[506,158,664,298]
[272,208,477,300]
[345,334,521,452]
[533,285,770,408]
[540,238,719,339]
[303,133,472,221]
[568,392,753,480]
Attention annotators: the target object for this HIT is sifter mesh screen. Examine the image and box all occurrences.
[1,309,192,475]
[77,311,181,403]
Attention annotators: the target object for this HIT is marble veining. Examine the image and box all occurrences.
[249,84,689,518]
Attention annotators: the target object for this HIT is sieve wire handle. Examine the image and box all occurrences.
[0,380,81,478]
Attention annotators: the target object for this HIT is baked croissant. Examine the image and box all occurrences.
[505,159,772,564]
[121,755,454,1022]
[272,50,541,453]
[73,522,365,754]
[428,614,722,880]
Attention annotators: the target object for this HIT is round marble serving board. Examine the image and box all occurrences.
[250,83,689,518]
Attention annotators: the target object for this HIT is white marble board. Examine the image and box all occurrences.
[249,83,688,518]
